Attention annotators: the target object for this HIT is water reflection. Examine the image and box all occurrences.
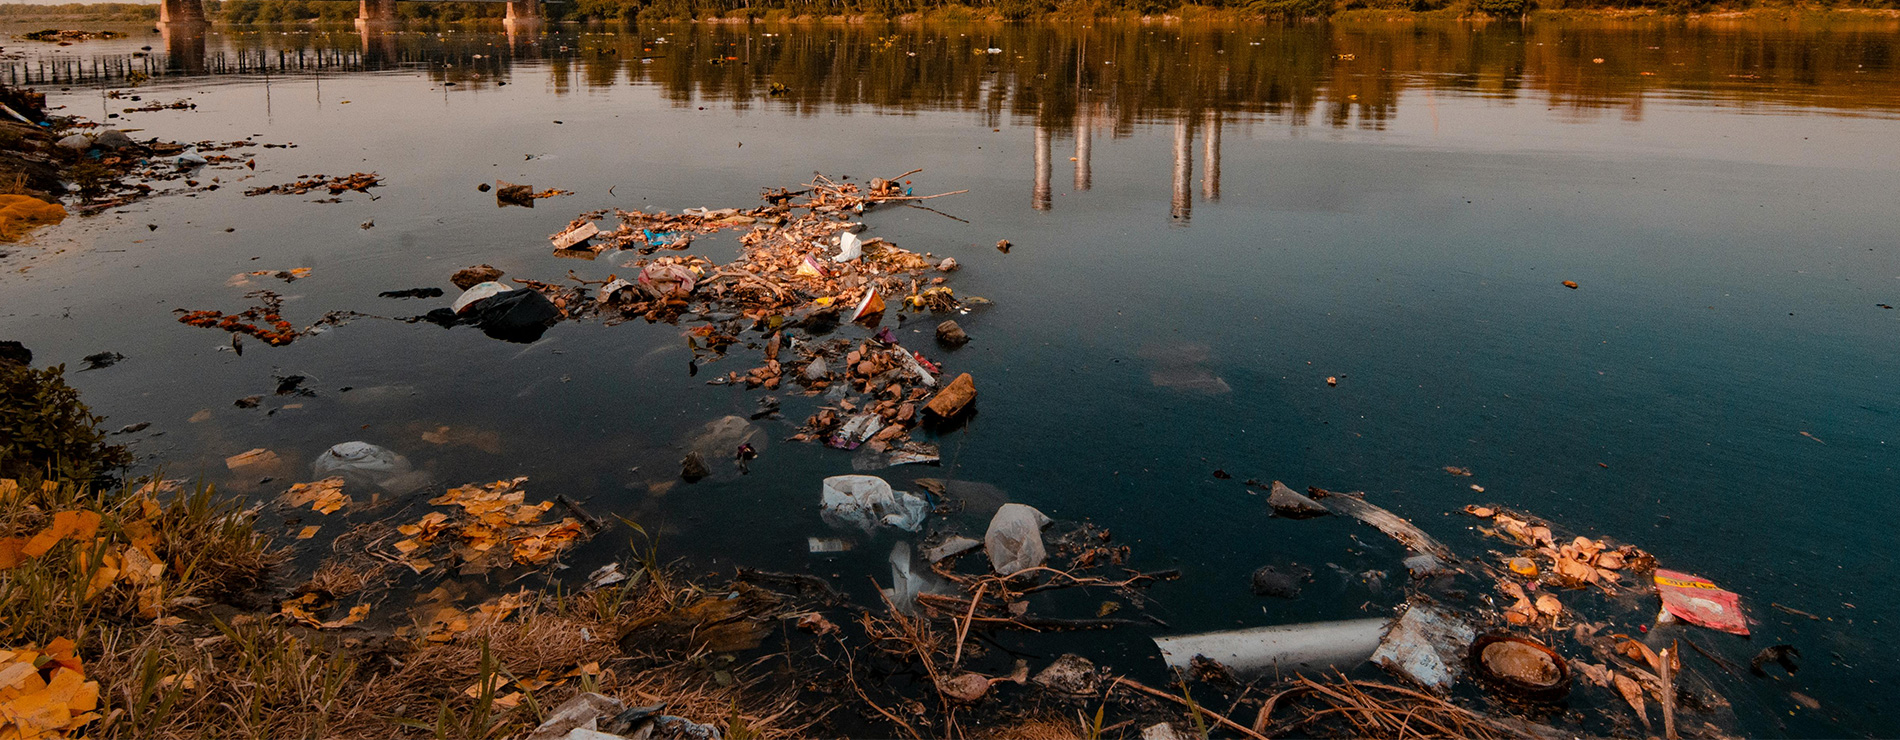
[10,18,1899,224]
[16,19,1900,124]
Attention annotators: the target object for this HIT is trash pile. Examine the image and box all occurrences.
[0,638,101,738]
[243,172,382,197]
[17,29,123,42]
[1145,481,1771,740]
[393,477,592,575]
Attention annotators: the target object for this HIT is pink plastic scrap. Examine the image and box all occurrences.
[1654,569,1750,636]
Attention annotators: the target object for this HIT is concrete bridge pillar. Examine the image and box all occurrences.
[158,0,207,26]
[357,0,397,27]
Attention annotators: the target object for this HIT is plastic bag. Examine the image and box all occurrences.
[452,281,515,313]
[820,475,929,534]
[985,503,1052,575]
[465,289,560,343]
[1654,569,1749,636]
[312,441,424,494]
[833,230,862,262]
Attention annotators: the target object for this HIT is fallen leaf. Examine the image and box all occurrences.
[21,511,104,559]
[281,478,344,508]
[796,612,838,636]
[225,448,280,469]
[296,526,320,540]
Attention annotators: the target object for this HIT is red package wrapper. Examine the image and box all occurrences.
[1654,569,1749,636]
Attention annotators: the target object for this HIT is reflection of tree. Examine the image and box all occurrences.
[553,19,1900,129]
[119,18,1900,124]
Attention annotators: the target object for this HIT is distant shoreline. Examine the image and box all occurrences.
[0,1,1894,26]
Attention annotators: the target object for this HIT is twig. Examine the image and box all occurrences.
[903,202,969,223]
[837,635,920,740]
[1111,676,1272,740]
[949,581,987,670]
[555,495,604,531]
[1771,602,1822,620]
[1253,686,1309,735]
[1680,635,1743,677]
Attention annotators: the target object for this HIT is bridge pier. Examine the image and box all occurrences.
[356,0,397,27]
[158,0,207,26]
[505,0,542,20]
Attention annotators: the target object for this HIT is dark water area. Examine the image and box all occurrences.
[2,17,1897,737]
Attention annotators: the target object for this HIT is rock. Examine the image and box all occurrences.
[525,692,624,740]
[938,672,991,703]
[0,341,29,366]
[802,357,828,381]
[1142,723,1187,740]
[1250,564,1310,599]
[477,182,492,192]
[1032,653,1100,696]
[925,372,976,418]
[936,320,969,347]
[937,257,958,272]
[680,451,711,482]
[451,264,504,290]
[80,351,124,370]
[1267,481,1329,519]
[55,133,90,150]
[91,129,134,150]
[497,183,535,206]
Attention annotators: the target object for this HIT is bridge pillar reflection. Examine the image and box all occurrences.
[158,0,208,26]
[357,0,397,28]
[505,0,543,34]
[1073,105,1091,192]
[1032,123,1052,212]
[358,25,398,64]
[1200,109,1220,203]
[1170,118,1192,224]
[160,22,207,74]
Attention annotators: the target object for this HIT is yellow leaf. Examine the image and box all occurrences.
[296,526,321,540]
[225,448,280,469]
[21,511,103,559]
[281,477,344,508]
[0,538,26,570]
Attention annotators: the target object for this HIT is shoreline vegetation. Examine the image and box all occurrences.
[0,0,1895,25]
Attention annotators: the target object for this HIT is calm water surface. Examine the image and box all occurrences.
[2,17,1897,737]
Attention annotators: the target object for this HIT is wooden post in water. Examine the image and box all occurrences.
[1201,109,1220,203]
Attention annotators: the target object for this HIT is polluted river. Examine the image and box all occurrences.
[0,16,1897,740]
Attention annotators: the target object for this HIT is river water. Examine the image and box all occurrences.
[2,17,1896,737]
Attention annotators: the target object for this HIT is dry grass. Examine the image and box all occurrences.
[976,716,1087,739]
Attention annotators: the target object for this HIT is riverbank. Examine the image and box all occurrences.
[1,1,1896,25]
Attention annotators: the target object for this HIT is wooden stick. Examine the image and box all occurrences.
[1111,677,1272,740]
[1660,648,1678,740]
[1252,686,1308,735]
[949,581,987,670]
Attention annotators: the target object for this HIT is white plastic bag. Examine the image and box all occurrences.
[985,503,1052,575]
[833,230,862,262]
[312,441,424,494]
[820,475,929,534]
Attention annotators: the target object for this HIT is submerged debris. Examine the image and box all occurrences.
[244,172,381,197]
